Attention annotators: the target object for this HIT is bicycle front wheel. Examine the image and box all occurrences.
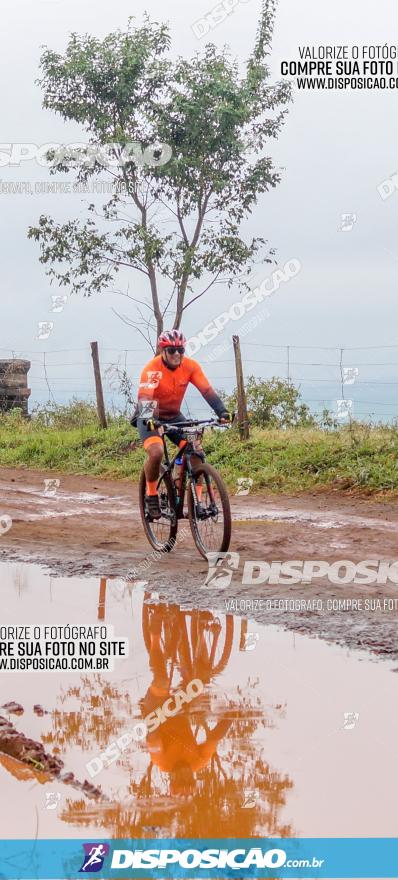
[187,462,231,559]
[139,468,178,554]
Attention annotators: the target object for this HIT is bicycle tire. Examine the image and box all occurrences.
[139,467,178,554]
[190,612,234,675]
[142,600,233,680]
[142,601,193,680]
[187,461,231,559]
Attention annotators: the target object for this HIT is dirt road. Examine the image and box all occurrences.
[1,466,398,661]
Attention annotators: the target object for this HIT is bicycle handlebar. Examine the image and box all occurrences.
[143,417,232,431]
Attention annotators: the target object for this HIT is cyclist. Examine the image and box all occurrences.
[134,329,230,519]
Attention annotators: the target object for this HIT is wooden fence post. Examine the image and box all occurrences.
[90,341,107,428]
[232,335,249,440]
[98,577,107,620]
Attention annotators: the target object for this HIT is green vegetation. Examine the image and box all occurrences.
[223,376,316,427]
[28,4,292,338]
[1,402,398,495]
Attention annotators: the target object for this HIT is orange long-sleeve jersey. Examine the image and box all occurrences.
[137,355,225,419]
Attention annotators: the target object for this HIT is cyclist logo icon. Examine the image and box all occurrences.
[203,552,240,589]
[79,843,110,872]
[236,477,253,496]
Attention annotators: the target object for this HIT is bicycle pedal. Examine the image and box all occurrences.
[145,496,162,521]
[146,511,161,522]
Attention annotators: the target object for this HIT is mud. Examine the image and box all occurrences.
[1,702,24,715]
[1,467,398,660]
[0,712,102,800]
[1,567,397,840]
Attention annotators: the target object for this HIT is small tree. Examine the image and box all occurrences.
[224,376,315,428]
[28,2,292,348]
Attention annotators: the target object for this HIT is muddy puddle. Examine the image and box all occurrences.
[7,476,398,533]
[233,501,398,533]
[0,480,134,522]
[0,559,397,842]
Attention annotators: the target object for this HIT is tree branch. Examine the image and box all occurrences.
[182,271,221,310]
[174,188,212,326]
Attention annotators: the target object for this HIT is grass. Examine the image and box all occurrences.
[0,403,398,495]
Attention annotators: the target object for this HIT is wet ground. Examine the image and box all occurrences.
[1,560,398,843]
[1,467,398,660]
[1,466,398,856]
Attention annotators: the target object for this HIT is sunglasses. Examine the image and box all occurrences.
[165,346,185,355]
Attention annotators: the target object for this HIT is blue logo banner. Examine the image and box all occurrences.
[1,838,398,878]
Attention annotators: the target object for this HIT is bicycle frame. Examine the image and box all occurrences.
[140,416,233,556]
[148,417,226,520]
[157,431,205,520]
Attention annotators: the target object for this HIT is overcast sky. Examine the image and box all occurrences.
[1,0,398,419]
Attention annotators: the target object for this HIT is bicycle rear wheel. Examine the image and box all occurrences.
[190,611,234,676]
[187,462,231,559]
[139,467,178,554]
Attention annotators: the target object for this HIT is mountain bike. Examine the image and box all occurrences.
[138,418,231,559]
[142,596,234,684]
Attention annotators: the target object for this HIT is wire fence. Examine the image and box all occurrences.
[2,341,398,423]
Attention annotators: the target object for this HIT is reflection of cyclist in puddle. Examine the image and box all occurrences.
[140,604,231,796]
[33,583,294,840]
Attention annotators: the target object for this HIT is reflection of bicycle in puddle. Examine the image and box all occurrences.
[142,594,234,685]
[126,593,293,839]
[138,594,235,797]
